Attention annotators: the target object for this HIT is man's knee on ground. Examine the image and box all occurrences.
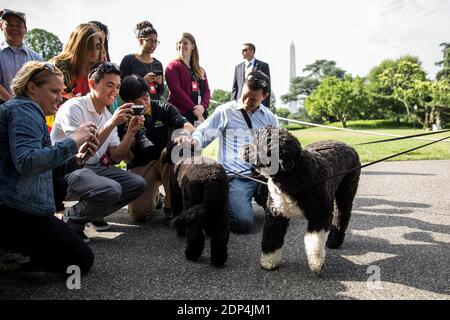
[128,198,156,222]
[230,218,253,234]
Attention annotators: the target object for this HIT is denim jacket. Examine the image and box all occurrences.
[0,96,78,216]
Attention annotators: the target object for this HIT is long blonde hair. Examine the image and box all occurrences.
[11,61,63,96]
[177,32,205,80]
[51,23,105,80]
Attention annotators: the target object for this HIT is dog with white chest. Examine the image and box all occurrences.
[241,127,360,273]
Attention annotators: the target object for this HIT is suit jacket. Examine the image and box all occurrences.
[232,58,271,108]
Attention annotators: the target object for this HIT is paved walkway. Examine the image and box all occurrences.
[1,160,449,300]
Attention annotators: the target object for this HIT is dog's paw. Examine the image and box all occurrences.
[307,258,325,273]
[326,232,345,249]
[304,230,328,273]
[260,249,281,270]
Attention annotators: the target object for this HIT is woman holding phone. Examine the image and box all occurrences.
[120,21,164,102]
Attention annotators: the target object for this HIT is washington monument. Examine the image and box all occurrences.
[289,41,298,112]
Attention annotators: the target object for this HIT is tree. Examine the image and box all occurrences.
[304,75,369,127]
[282,59,346,104]
[435,42,450,81]
[281,77,320,104]
[274,108,291,118]
[303,60,346,79]
[430,80,450,128]
[433,42,450,127]
[376,56,427,119]
[365,58,403,119]
[366,55,427,122]
[24,28,63,61]
[209,89,231,114]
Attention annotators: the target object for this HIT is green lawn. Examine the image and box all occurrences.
[292,127,450,162]
[202,123,450,162]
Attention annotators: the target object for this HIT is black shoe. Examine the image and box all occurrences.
[88,220,111,231]
[76,230,90,244]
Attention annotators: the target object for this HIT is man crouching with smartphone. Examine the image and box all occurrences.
[51,62,147,243]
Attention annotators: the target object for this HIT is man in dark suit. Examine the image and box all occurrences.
[232,43,271,108]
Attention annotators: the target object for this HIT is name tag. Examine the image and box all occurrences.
[149,82,156,94]
[192,81,198,92]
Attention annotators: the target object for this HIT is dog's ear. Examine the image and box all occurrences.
[161,140,177,164]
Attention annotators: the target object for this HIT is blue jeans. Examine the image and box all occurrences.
[64,164,147,231]
[228,177,258,234]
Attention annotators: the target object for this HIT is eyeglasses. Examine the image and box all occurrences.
[142,38,160,45]
[88,62,120,78]
[246,75,268,88]
[29,63,57,81]
[242,48,250,53]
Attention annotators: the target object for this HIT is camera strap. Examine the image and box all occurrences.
[240,109,253,130]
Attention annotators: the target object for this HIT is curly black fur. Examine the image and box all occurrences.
[164,141,230,267]
[242,127,360,273]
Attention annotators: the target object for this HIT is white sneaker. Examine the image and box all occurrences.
[87,220,111,231]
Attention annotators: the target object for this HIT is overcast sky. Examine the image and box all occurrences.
[3,0,450,106]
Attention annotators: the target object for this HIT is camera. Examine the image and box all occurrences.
[129,105,154,152]
[135,128,154,152]
[131,104,144,116]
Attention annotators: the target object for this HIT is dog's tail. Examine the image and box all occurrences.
[172,204,206,228]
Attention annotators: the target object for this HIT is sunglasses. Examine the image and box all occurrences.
[246,75,268,88]
[88,62,120,78]
[29,63,57,81]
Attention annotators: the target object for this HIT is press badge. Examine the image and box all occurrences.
[191,81,198,92]
[149,82,157,94]
[99,153,113,167]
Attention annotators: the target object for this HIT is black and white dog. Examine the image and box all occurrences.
[163,141,230,267]
[241,127,360,273]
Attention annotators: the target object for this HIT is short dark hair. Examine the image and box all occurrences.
[88,62,121,83]
[245,70,270,95]
[120,75,149,101]
[243,43,255,52]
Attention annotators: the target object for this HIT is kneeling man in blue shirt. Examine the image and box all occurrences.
[191,70,278,234]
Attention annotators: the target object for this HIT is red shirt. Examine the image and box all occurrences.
[165,59,210,115]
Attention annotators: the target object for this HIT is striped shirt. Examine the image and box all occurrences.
[0,41,43,94]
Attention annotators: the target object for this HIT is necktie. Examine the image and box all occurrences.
[245,62,253,79]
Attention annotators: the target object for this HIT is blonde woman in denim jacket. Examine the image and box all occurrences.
[0,61,99,273]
